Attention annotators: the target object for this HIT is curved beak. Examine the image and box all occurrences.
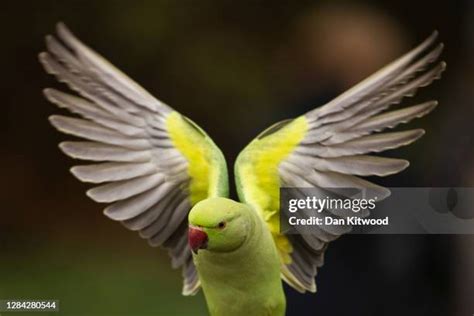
[188,226,208,254]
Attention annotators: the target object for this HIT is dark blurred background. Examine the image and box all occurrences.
[1,1,473,315]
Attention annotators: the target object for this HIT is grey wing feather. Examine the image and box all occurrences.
[70,162,157,183]
[59,141,151,162]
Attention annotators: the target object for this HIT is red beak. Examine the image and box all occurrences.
[188,226,208,254]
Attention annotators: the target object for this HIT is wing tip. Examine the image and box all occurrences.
[70,166,107,184]
[182,281,201,296]
[415,128,426,137]
[308,283,317,293]
[44,34,56,48]
[38,51,48,65]
[48,115,73,131]
[409,29,439,59]
[38,52,57,75]
[397,128,425,147]
[56,21,70,36]
[428,100,438,107]
[58,141,72,156]
[48,114,61,127]
[69,166,83,180]
[103,207,133,222]
[43,88,73,108]
[55,21,80,48]
[396,159,410,174]
[147,238,161,248]
[419,100,438,113]
[43,88,57,102]
[422,30,438,48]
[440,61,447,71]
[86,188,110,203]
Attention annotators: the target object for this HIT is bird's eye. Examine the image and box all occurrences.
[217,221,226,229]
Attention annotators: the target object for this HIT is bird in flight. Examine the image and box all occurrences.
[40,23,444,316]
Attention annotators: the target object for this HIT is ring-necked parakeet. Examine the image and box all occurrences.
[39,23,444,316]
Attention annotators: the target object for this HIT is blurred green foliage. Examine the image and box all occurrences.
[1,246,207,315]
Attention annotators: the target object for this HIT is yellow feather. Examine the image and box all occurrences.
[236,116,308,264]
[166,111,221,205]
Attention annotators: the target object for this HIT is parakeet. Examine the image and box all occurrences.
[39,23,444,316]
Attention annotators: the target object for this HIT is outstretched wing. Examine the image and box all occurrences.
[234,32,444,292]
[40,23,228,295]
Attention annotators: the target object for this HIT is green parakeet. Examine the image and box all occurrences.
[39,23,444,316]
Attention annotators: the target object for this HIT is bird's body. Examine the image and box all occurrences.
[190,198,285,316]
[39,24,445,316]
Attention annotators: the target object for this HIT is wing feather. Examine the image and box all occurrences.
[70,162,157,183]
[59,141,151,162]
[40,23,228,296]
[235,32,444,292]
[49,115,150,149]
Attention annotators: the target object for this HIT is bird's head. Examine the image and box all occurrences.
[188,197,252,254]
